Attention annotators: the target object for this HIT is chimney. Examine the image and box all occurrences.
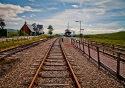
[25,21,27,24]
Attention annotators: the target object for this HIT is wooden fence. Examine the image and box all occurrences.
[71,38,125,83]
[0,36,36,42]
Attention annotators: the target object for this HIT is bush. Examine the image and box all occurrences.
[84,35,91,38]
[7,32,19,37]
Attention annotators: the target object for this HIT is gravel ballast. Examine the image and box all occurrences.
[0,38,56,88]
[62,37,124,88]
[0,37,124,88]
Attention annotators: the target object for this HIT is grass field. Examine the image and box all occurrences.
[0,35,47,51]
[83,31,125,46]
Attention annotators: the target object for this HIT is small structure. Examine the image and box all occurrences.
[65,23,71,37]
[20,21,44,36]
[65,29,71,37]
[0,29,7,37]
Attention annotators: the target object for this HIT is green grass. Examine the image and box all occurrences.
[83,31,125,46]
[7,32,19,37]
[0,35,47,51]
[0,35,48,65]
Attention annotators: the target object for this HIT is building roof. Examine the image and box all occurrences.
[65,29,71,33]
[22,21,44,33]
[37,25,43,33]
[33,28,38,32]
[37,25,43,29]
[26,24,35,32]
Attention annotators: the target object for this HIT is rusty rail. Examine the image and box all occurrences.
[28,38,81,88]
[60,39,81,88]
[0,39,49,61]
[28,39,56,88]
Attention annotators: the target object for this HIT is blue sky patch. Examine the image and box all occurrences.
[0,0,125,34]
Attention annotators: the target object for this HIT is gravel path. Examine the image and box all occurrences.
[62,37,124,88]
[0,38,56,88]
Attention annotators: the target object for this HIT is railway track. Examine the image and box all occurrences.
[26,38,81,88]
[0,39,48,61]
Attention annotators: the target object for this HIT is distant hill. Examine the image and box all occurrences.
[0,29,17,32]
[84,31,125,45]
[84,31,125,40]
[7,29,17,32]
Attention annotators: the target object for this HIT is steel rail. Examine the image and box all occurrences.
[60,39,81,88]
[28,39,56,88]
[28,38,81,88]
[0,39,48,60]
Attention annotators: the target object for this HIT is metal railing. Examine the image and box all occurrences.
[71,38,125,83]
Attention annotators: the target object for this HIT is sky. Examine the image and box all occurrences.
[0,0,125,34]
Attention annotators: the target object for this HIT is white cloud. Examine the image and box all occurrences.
[61,0,66,7]
[122,12,125,16]
[96,9,106,14]
[97,22,119,28]
[22,15,26,18]
[82,8,106,15]
[8,22,18,25]
[61,0,88,3]
[48,7,57,10]
[116,28,125,32]
[83,27,125,35]
[81,28,111,35]
[88,24,92,26]
[86,14,90,19]
[79,1,83,8]
[39,9,94,34]
[30,14,36,17]
[72,5,79,9]
[2,0,125,34]
[29,0,35,2]
[0,3,41,21]
[94,0,111,5]
[39,8,124,34]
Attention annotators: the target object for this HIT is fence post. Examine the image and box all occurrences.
[75,39,77,47]
[77,40,79,49]
[95,42,97,46]
[6,39,8,42]
[79,40,81,50]
[112,44,114,56]
[88,40,91,59]
[71,38,72,44]
[72,38,74,45]
[102,43,104,54]
[76,40,78,48]
[74,39,75,46]
[83,41,84,53]
[117,52,120,78]
[73,38,74,45]
[96,46,100,69]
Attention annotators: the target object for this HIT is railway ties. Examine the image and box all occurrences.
[27,39,81,88]
[0,39,48,60]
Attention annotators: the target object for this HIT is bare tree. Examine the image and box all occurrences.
[0,18,6,29]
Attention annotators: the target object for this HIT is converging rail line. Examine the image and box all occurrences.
[28,38,81,88]
[0,39,48,61]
